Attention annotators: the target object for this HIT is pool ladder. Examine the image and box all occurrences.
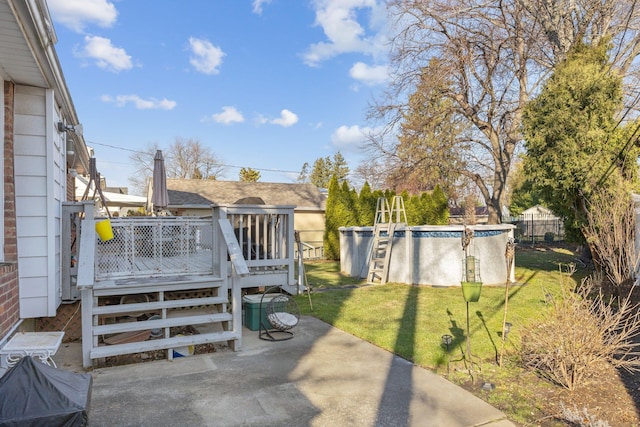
[366,197,406,284]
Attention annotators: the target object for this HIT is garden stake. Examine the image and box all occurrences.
[303,262,313,311]
[499,238,516,367]
[295,230,313,311]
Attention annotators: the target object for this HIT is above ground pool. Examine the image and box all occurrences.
[339,224,515,286]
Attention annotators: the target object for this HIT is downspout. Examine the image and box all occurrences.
[0,320,24,350]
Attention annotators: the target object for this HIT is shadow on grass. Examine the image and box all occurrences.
[446,308,466,356]
[476,311,499,363]
[375,282,419,425]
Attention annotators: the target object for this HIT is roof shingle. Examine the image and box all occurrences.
[166,179,326,210]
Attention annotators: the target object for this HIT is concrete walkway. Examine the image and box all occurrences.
[54,317,514,427]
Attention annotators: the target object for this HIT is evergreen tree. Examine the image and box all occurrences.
[239,167,261,182]
[308,152,350,188]
[522,42,639,241]
[323,176,342,260]
[298,162,310,183]
[428,186,449,225]
[309,157,331,188]
[357,182,376,226]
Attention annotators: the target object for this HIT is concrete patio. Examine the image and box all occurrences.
[53,316,514,427]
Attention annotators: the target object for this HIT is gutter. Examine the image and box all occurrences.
[7,0,90,175]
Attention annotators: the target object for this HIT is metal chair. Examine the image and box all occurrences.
[259,287,300,341]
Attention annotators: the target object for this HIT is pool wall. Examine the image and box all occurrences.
[339,224,515,286]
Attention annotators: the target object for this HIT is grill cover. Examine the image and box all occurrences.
[0,356,92,427]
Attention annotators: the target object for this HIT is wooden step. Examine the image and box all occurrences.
[91,330,239,360]
[93,274,224,294]
[93,312,232,336]
[92,296,228,316]
[103,330,151,345]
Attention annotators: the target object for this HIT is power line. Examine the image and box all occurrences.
[87,139,143,154]
[86,139,301,175]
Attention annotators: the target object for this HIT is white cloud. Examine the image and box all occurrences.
[48,0,117,33]
[78,36,133,72]
[254,114,269,125]
[270,109,299,127]
[303,0,387,66]
[331,124,376,151]
[209,106,245,124]
[189,37,225,75]
[252,0,272,15]
[101,94,176,110]
[349,62,388,85]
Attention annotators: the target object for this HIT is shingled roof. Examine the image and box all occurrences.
[166,179,326,210]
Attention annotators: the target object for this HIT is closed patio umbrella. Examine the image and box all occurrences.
[152,150,169,213]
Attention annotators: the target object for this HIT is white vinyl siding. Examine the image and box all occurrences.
[14,86,65,317]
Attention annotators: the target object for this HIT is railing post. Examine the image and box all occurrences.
[213,205,227,280]
[286,208,295,289]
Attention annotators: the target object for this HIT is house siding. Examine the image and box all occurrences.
[294,210,324,248]
[1,81,20,338]
[14,85,64,318]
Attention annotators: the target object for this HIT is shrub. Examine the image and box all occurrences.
[521,269,640,391]
[544,231,555,243]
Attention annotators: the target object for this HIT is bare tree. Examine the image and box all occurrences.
[584,183,638,294]
[167,137,224,180]
[128,138,224,194]
[519,0,640,72]
[128,143,160,195]
[371,0,640,223]
[352,158,388,190]
[369,0,542,223]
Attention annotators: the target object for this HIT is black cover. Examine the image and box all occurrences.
[0,356,92,427]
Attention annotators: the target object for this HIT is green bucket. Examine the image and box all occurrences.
[461,281,483,302]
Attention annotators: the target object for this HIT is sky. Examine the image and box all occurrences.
[46,0,392,193]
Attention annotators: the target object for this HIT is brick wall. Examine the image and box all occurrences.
[0,81,20,338]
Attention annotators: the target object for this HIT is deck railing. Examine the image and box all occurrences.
[218,205,295,273]
[94,217,218,280]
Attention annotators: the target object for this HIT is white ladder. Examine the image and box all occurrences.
[366,197,406,284]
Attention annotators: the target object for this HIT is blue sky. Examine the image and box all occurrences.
[47,0,391,193]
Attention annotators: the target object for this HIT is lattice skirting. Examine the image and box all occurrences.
[37,302,82,342]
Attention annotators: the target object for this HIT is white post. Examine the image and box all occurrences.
[218,218,249,350]
[80,289,93,367]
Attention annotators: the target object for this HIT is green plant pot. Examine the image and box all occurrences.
[461,281,483,302]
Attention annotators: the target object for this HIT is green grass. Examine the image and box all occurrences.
[298,259,365,289]
[294,246,588,424]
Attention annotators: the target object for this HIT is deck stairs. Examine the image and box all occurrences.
[83,274,237,363]
[366,197,407,284]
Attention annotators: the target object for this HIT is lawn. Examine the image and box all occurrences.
[293,245,604,425]
[296,246,582,371]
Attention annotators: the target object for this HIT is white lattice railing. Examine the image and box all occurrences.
[81,204,295,289]
[94,217,218,280]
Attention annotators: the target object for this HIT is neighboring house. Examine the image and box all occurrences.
[75,175,146,216]
[0,0,90,341]
[448,206,490,225]
[153,179,327,250]
[515,205,564,242]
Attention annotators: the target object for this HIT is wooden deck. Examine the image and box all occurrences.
[95,249,215,280]
[72,204,296,368]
